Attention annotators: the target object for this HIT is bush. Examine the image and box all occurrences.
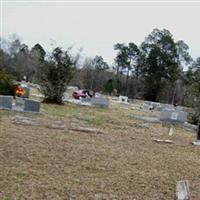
[37,47,75,104]
[0,70,17,96]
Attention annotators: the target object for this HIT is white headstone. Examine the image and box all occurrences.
[176,180,190,200]
[143,103,150,111]
[119,96,128,104]
[168,127,174,136]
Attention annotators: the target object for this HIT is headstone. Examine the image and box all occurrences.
[176,180,190,200]
[151,102,161,109]
[155,105,163,111]
[143,103,150,111]
[144,101,161,110]
[21,87,30,98]
[192,123,200,146]
[160,109,187,123]
[197,123,200,140]
[119,96,128,104]
[81,97,91,103]
[91,97,109,108]
[24,99,40,112]
[12,97,25,112]
[168,127,174,136]
[0,95,13,109]
[80,97,92,106]
[176,106,184,111]
[19,82,30,98]
[15,97,24,107]
[161,104,175,111]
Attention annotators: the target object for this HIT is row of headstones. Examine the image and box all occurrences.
[141,101,187,123]
[90,97,188,123]
[0,95,40,112]
[160,109,200,146]
[143,101,184,112]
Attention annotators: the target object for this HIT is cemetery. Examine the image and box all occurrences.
[1,85,200,200]
[1,3,200,198]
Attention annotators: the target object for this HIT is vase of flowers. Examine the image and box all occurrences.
[15,86,25,97]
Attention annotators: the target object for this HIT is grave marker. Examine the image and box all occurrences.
[24,99,40,112]
[21,87,30,98]
[91,97,109,108]
[0,95,13,109]
[192,122,200,146]
[119,96,128,104]
[143,103,150,111]
[160,109,187,123]
[176,180,190,200]
[15,97,24,107]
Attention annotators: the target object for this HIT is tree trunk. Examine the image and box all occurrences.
[125,68,129,96]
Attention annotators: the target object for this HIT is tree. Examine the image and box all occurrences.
[80,56,109,91]
[0,70,17,96]
[31,44,46,82]
[31,43,46,62]
[104,79,114,95]
[92,56,109,71]
[183,57,200,124]
[114,43,129,95]
[37,47,76,104]
[141,28,191,102]
[114,43,140,96]
[0,37,43,82]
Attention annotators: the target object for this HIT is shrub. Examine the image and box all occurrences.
[0,70,17,96]
[37,47,75,104]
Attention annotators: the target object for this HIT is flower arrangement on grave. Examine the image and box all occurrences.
[15,86,25,97]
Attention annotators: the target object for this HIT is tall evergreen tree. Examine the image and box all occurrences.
[141,28,191,101]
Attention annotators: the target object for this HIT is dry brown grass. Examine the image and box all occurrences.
[1,99,200,200]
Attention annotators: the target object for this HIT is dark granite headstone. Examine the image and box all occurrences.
[24,99,40,112]
[192,123,200,146]
[197,124,200,140]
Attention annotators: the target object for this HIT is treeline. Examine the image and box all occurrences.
[0,29,200,112]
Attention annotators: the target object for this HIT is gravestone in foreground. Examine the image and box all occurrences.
[0,95,13,109]
[24,99,40,112]
[13,97,25,112]
[15,97,24,107]
[160,109,187,123]
[91,97,109,108]
[176,180,190,200]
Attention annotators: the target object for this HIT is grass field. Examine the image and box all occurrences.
[1,93,200,199]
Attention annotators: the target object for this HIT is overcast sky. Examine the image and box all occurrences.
[1,0,200,65]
